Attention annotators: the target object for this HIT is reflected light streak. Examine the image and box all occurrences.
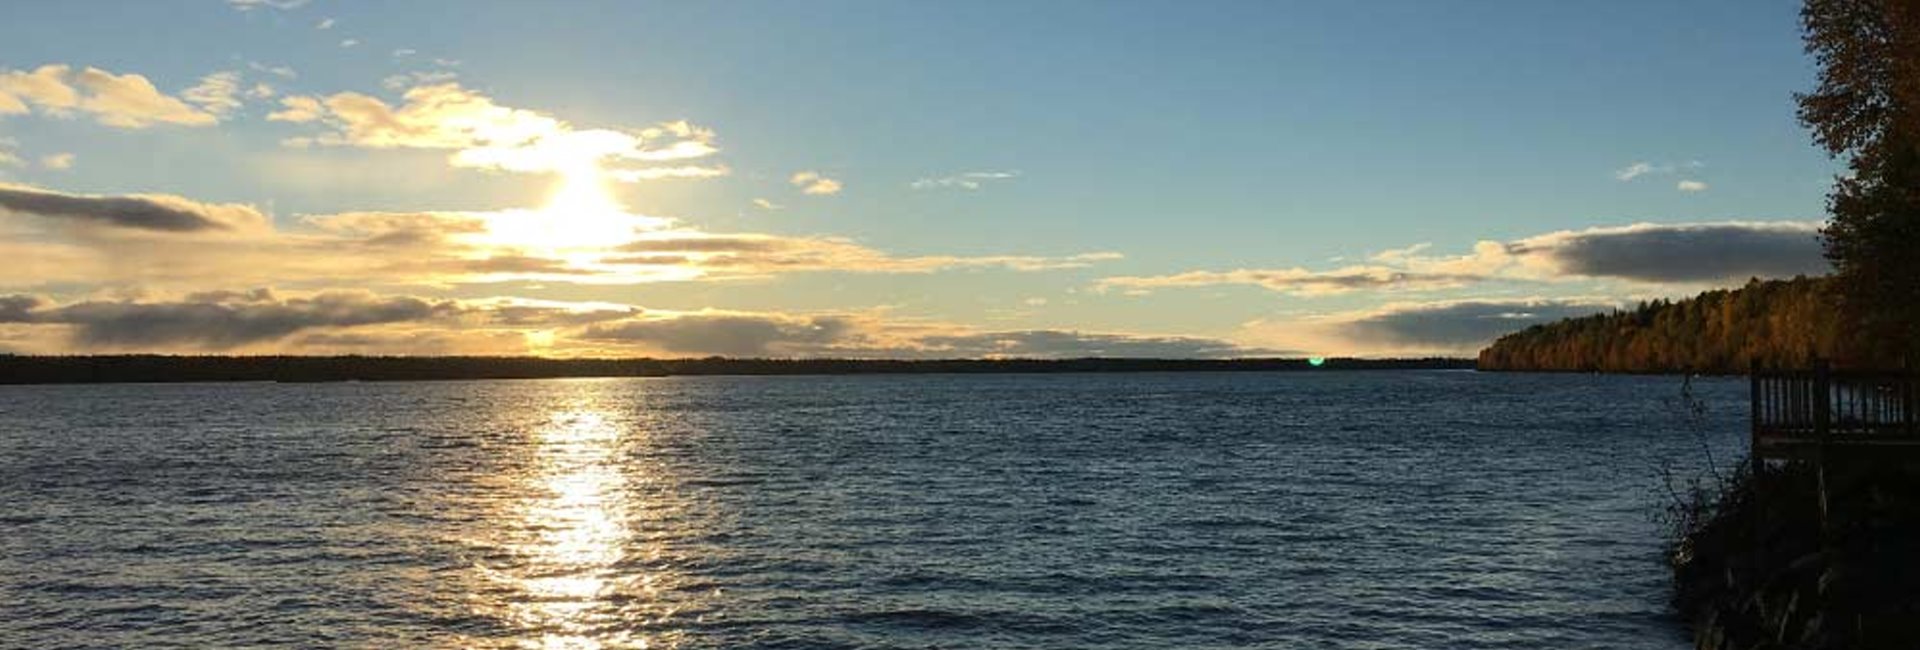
[509,409,638,649]
[465,386,705,650]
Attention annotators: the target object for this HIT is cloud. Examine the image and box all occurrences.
[1103,221,1826,297]
[582,312,854,356]
[0,184,1121,293]
[1613,162,1665,181]
[315,17,335,30]
[790,171,842,195]
[247,82,276,100]
[1336,299,1618,350]
[1677,179,1709,192]
[40,153,73,170]
[0,294,44,321]
[0,183,268,232]
[0,289,1253,358]
[615,234,793,254]
[752,198,782,210]
[1614,159,1703,182]
[1243,298,1620,356]
[340,39,360,48]
[0,290,451,348]
[266,95,323,122]
[227,0,310,10]
[182,71,243,117]
[0,65,78,115]
[910,170,1018,191]
[0,65,220,128]
[392,48,417,58]
[273,83,724,182]
[0,139,21,167]
[607,232,1122,277]
[913,330,1249,358]
[74,67,221,127]
[579,310,1252,358]
[1510,221,1827,283]
[1097,266,1490,296]
[606,165,729,181]
[381,70,458,91]
[247,61,297,79]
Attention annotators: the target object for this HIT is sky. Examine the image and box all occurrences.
[0,0,1842,358]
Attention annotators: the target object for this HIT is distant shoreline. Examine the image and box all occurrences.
[0,355,1476,385]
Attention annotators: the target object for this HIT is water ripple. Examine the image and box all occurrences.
[0,372,1735,648]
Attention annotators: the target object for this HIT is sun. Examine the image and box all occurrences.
[479,164,662,253]
[545,164,623,223]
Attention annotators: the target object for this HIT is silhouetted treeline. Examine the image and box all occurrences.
[1478,276,1849,374]
[0,355,1474,385]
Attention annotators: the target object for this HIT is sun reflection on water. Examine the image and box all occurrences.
[514,409,633,649]
[463,401,692,650]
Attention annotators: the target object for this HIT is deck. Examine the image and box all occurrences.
[1751,361,1920,470]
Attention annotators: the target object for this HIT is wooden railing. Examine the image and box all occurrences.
[1751,360,1920,469]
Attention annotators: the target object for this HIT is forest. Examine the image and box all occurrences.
[0,355,1473,385]
[1476,275,1853,374]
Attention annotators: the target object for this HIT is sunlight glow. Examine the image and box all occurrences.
[476,165,668,253]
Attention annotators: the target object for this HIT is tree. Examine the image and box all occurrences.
[1797,0,1920,363]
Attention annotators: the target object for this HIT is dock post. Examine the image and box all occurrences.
[1749,359,1766,546]
[1814,358,1832,537]
[1905,359,1915,438]
[1750,359,1763,477]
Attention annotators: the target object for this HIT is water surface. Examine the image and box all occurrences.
[0,371,1746,648]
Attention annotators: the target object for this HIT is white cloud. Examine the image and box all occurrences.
[340,39,360,48]
[266,95,323,122]
[1098,266,1491,297]
[1615,159,1706,182]
[182,71,243,117]
[392,48,417,58]
[246,61,297,79]
[40,153,74,170]
[0,65,219,128]
[910,170,1018,190]
[75,67,220,127]
[315,17,335,30]
[227,0,310,10]
[272,83,725,182]
[751,198,782,210]
[380,70,458,91]
[1677,179,1709,192]
[790,171,842,195]
[606,165,730,182]
[0,65,81,116]
[1614,161,1664,181]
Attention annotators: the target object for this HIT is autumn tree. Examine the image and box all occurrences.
[1798,0,1920,363]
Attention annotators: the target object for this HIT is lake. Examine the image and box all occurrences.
[0,371,1748,648]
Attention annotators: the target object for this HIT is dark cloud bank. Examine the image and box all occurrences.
[0,184,264,232]
[1524,222,1829,283]
[0,292,450,348]
[1341,300,1619,350]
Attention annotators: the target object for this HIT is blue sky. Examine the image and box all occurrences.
[0,1,1842,357]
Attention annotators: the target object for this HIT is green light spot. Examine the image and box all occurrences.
[1308,357,1326,367]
